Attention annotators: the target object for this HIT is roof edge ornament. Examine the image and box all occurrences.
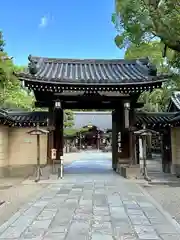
[171,91,180,110]
[136,58,157,76]
[28,54,38,75]
[147,62,157,76]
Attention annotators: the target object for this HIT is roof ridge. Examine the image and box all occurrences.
[30,56,149,64]
[8,111,48,115]
[136,111,176,115]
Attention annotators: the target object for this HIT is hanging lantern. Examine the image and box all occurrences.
[124,102,130,129]
[55,99,61,109]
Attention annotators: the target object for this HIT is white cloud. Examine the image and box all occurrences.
[39,16,48,28]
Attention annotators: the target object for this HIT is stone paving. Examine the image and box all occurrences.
[0,152,180,239]
[145,184,180,225]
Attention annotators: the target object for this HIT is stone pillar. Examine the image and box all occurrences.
[54,108,64,160]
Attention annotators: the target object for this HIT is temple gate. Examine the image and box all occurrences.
[16,56,168,171]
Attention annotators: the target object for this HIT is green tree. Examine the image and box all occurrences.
[112,1,180,111]
[125,41,169,71]
[125,42,173,111]
[0,31,75,126]
[112,0,180,55]
[64,109,74,128]
[112,1,180,72]
[0,31,35,109]
[0,31,5,52]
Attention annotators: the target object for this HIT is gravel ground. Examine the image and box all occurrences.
[143,184,180,224]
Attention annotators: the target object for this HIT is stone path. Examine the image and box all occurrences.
[145,184,180,225]
[0,152,180,239]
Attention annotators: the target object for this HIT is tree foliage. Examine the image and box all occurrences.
[64,127,89,137]
[113,0,180,72]
[113,0,180,54]
[64,109,74,128]
[0,31,35,110]
[0,31,74,127]
[113,1,180,112]
[125,41,167,71]
[125,42,173,111]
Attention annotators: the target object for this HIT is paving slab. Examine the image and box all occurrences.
[0,151,179,239]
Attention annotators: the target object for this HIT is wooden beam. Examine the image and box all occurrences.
[133,102,144,108]
[35,101,54,108]
[35,101,128,109]
[35,97,143,109]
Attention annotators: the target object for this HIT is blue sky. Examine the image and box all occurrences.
[0,0,124,66]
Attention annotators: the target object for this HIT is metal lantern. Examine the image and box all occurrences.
[27,124,49,182]
[124,102,130,128]
[87,123,93,128]
[55,99,61,109]
[134,126,158,182]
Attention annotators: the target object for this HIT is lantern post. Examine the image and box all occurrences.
[27,124,49,182]
[134,126,158,182]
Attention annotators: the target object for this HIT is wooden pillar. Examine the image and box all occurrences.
[162,128,172,173]
[112,110,118,170]
[135,135,140,164]
[47,107,54,164]
[118,103,130,160]
[129,107,136,164]
[54,108,64,160]
[112,103,136,169]
[146,135,152,159]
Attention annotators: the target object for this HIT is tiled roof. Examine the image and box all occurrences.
[0,109,7,118]
[0,110,176,128]
[169,111,180,123]
[168,91,180,111]
[136,112,175,126]
[8,111,48,125]
[17,56,168,85]
[0,109,13,122]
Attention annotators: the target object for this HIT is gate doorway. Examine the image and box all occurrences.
[16,55,167,175]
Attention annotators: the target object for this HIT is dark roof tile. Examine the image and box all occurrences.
[0,110,175,128]
[136,112,175,126]
[169,91,180,111]
[17,56,169,85]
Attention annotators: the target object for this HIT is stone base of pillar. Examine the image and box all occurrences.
[162,162,171,173]
[116,162,140,179]
[116,158,130,174]
[171,164,180,176]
